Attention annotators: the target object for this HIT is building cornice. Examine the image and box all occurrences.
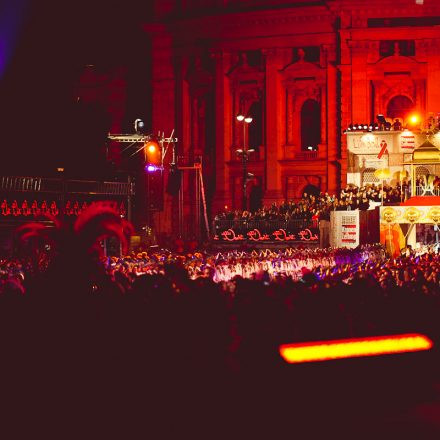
[164,6,334,41]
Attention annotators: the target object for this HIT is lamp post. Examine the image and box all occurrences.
[236,114,254,210]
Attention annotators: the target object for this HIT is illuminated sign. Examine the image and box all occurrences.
[0,199,127,217]
[213,227,319,243]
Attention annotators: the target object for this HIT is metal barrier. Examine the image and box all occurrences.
[213,218,318,235]
[0,176,134,196]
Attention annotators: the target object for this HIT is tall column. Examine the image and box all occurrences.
[425,39,440,116]
[173,53,194,238]
[326,43,339,196]
[350,41,370,124]
[320,84,327,150]
[262,48,283,206]
[339,29,353,191]
[212,50,233,214]
[143,24,176,235]
[286,88,294,145]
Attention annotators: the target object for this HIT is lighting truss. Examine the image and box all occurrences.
[108,131,178,165]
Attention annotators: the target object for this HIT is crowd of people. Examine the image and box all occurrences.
[1,244,387,290]
[2,203,440,437]
[214,182,408,225]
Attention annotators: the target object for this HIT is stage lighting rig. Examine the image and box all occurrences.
[108,125,178,168]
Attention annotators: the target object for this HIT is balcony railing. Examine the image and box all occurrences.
[412,185,440,197]
[294,151,319,160]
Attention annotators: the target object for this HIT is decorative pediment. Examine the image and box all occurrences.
[373,54,424,66]
[227,52,265,83]
[281,59,322,75]
[280,58,325,87]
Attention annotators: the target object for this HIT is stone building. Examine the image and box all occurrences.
[145,0,440,236]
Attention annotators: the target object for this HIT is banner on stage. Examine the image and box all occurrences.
[330,211,360,248]
[213,226,319,243]
[380,205,440,224]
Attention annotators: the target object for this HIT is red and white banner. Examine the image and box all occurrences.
[330,211,360,248]
[341,224,357,243]
[400,133,416,149]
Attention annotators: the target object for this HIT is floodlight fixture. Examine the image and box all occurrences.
[145,164,159,172]
[377,114,386,124]
[408,113,421,125]
[134,118,145,134]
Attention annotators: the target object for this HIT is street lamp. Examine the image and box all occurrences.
[236,114,254,210]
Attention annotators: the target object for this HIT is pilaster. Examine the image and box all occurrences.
[262,48,284,205]
[212,50,233,214]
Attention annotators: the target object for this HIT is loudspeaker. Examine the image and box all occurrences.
[147,170,164,211]
[166,167,182,196]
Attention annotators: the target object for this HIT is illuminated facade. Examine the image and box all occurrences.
[146,0,440,236]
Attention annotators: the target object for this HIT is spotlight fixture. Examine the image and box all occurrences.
[408,113,421,126]
[377,114,386,124]
[357,124,363,130]
[145,164,160,172]
[144,136,161,167]
[244,116,253,123]
[147,142,157,154]
[236,114,245,122]
[134,119,145,134]
[363,124,368,130]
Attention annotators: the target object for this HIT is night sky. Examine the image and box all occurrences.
[0,0,152,177]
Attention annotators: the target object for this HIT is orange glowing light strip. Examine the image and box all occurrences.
[279,333,433,364]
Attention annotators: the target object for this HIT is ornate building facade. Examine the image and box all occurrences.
[145,0,440,236]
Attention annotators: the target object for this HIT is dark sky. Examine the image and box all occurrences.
[0,0,152,177]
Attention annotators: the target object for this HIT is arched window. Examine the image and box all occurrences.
[302,184,320,197]
[248,100,263,151]
[416,166,431,179]
[301,99,321,151]
[386,95,414,121]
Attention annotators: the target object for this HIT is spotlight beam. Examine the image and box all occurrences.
[130,144,148,157]
[120,141,137,153]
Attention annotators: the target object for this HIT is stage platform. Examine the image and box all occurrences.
[401,196,440,206]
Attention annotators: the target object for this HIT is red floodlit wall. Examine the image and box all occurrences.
[144,0,440,237]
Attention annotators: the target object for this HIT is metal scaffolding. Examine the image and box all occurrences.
[177,158,210,241]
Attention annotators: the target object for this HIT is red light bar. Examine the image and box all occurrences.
[279,333,433,364]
